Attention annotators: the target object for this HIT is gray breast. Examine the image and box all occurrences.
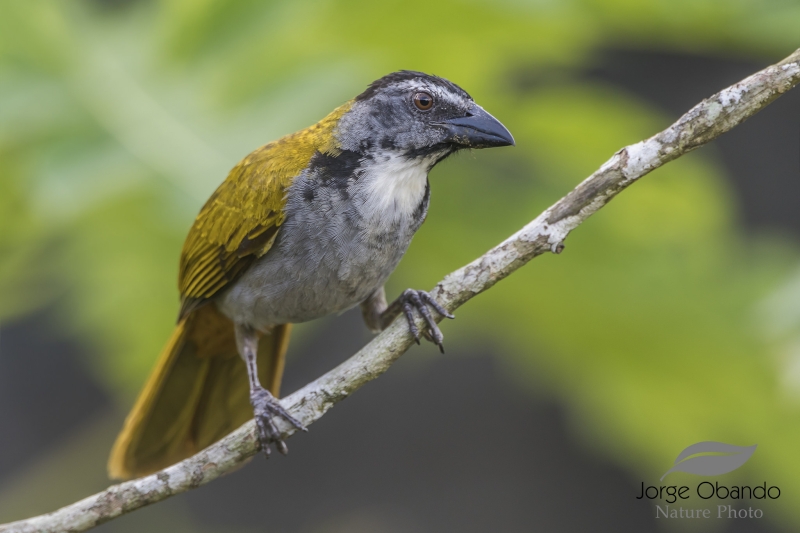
[216,154,431,331]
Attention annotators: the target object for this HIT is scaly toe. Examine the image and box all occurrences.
[400,288,451,351]
[420,291,454,320]
[250,387,305,455]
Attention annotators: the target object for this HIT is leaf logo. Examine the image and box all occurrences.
[660,442,757,481]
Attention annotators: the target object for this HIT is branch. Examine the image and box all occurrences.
[3,48,799,533]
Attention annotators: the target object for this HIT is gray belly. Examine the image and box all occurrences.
[216,174,429,331]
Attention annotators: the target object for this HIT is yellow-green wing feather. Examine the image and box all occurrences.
[177,101,352,318]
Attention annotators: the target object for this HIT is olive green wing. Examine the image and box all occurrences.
[176,101,353,320]
[178,144,299,319]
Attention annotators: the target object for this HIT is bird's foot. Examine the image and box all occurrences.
[399,289,455,353]
[250,387,306,457]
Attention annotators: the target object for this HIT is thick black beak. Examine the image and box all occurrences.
[437,104,515,148]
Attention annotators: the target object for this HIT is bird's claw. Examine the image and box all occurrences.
[399,289,454,353]
[250,387,306,457]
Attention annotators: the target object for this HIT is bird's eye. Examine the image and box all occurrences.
[413,91,434,111]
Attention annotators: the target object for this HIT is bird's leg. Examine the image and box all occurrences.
[360,286,455,352]
[360,287,389,333]
[234,324,306,457]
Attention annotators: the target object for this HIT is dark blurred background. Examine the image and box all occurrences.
[1,1,799,531]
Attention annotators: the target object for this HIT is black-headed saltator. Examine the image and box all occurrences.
[109,71,514,479]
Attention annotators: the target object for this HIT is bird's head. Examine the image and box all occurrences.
[335,70,514,167]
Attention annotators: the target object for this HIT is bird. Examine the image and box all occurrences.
[108,70,514,480]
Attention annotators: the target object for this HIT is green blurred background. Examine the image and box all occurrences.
[1,0,799,531]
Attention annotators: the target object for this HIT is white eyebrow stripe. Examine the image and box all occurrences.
[390,79,470,106]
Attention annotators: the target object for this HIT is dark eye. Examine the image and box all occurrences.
[413,91,433,111]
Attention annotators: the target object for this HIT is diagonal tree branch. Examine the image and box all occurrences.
[2,48,799,533]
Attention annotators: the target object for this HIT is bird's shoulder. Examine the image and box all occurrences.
[177,101,353,318]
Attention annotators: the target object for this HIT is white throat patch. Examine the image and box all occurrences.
[354,152,433,223]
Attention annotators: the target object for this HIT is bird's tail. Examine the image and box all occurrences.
[107,304,290,480]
